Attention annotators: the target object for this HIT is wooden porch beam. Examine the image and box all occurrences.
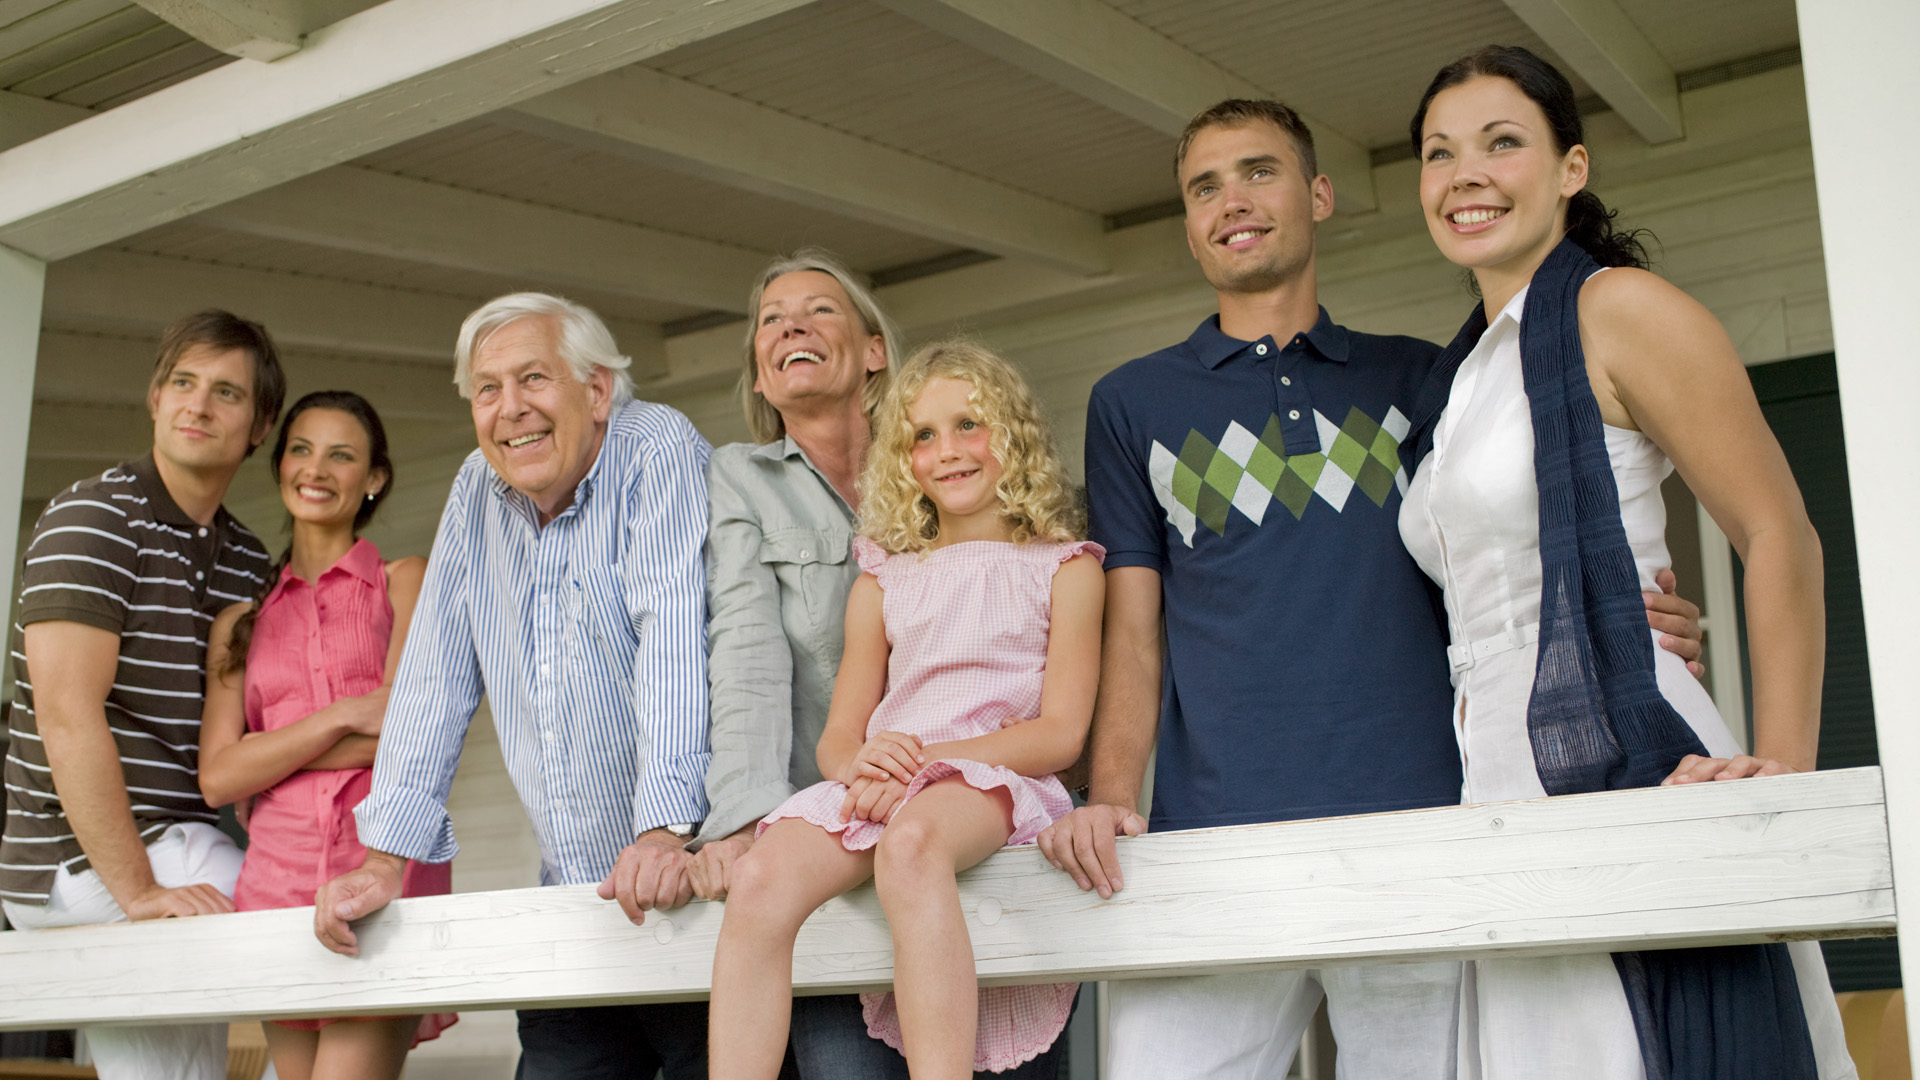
[0,0,815,262]
[1798,0,1920,1065]
[129,0,309,62]
[875,0,1377,212]
[0,245,45,602]
[196,167,772,313]
[1498,0,1684,143]
[503,66,1111,275]
[0,769,1893,1028]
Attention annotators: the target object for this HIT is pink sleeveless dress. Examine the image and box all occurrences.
[232,539,455,1042]
[760,536,1100,1072]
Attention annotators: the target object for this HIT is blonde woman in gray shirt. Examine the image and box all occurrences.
[689,251,1069,1079]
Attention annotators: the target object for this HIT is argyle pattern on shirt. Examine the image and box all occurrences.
[1147,405,1411,544]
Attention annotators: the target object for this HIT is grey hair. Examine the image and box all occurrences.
[739,248,900,444]
[454,292,634,408]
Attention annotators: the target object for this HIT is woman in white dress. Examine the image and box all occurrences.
[1398,46,1853,1080]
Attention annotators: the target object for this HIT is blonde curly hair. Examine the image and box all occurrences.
[858,339,1083,555]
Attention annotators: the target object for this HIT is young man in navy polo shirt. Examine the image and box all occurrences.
[1037,101,1701,1078]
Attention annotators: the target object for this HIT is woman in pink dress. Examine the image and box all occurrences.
[708,340,1106,1080]
[199,391,454,1080]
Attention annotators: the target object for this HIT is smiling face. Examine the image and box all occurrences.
[1179,120,1334,297]
[277,407,384,530]
[468,315,612,522]
[148,344,266,478]
[907,376,1006,538]
[751,269,886,421]
[1418,74,1588,285]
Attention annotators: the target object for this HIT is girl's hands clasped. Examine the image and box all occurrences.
[845,730,926,786]
[840,776,911,824]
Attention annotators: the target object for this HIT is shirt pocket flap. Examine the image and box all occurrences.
[759,528,850,567]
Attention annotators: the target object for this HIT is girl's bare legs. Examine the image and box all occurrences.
[710,819,877,1080]
[872,778,1016,1080]
[263,1016,416,1080]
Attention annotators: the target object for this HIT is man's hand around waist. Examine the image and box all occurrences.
[1037,802,1146,900]
[598,828,693,925]
[123,881,237,921]
[314,849,406,956]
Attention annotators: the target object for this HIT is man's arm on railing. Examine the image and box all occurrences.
[314,848,407,956]
[1037,565,1161,899]
[29,621,236,920]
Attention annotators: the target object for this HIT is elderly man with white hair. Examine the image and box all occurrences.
[313,293,714,1078]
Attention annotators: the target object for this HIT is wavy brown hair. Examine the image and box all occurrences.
[857,339,1082,555]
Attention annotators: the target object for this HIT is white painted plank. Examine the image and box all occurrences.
[0,768,1891,1029]
[195,167,771,313]
[1500,0,1683,143]
[1797,0,1920,1066]
[131,0,307,61]
[503,65,1111,276]
[875,0,1376,213]
[0,0,814,262]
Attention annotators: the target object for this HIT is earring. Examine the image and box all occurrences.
[365,492,376,503]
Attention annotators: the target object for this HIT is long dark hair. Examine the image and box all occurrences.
[221,391,394,675]
[1409,45,1651,270]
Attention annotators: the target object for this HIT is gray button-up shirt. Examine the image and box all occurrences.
[696,437,861,846]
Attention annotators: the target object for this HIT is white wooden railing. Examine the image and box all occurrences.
[0,767,1894,1029]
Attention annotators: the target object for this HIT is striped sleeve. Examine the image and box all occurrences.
[17,495,138,633]
[355,464,484,864]
[624,414,713,837]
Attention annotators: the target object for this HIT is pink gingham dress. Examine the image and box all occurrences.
[760,535,1102,1072]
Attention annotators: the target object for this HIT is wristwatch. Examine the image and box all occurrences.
[661,822,695,838]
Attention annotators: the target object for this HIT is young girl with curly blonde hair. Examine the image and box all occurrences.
[708,340,1105,1079]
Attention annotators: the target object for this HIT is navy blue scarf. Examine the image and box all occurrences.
[1405,238,1817,1080]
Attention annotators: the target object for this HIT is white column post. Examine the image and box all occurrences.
[1797,0,1920,1062]
[0,243,44,600]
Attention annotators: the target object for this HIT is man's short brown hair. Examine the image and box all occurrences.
[148,310,287,453]
[1175,99,1319,183]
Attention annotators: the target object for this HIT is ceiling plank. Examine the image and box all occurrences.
[197,167,770,313]
[1499,0,1683,143]
[129,0,307,62]
[0,0,815,262]
[41,249,668,377]
[0,90,88,153]
[504,65,1111,275]
[874,0,1376,213]
[34,329,470,420]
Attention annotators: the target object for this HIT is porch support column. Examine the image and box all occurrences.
[0,243,43,599]
[1797,0,1920,1062]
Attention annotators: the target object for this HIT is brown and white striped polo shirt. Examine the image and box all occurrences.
[1,455,271,904]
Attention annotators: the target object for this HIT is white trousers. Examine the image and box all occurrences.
[3,822,244,1080]
[1105,962,1463,1080]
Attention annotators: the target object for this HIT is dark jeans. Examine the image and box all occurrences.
[514,1002,708,1080]
[789,992,1071,1079]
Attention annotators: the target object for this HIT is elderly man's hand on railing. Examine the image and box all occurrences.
[1037,802,1146,900]
[313,849,406,956]
[597,828,693,925]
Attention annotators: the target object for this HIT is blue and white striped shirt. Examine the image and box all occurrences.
[356,400,712,886]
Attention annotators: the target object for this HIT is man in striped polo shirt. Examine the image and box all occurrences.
[2,310,283,1080]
